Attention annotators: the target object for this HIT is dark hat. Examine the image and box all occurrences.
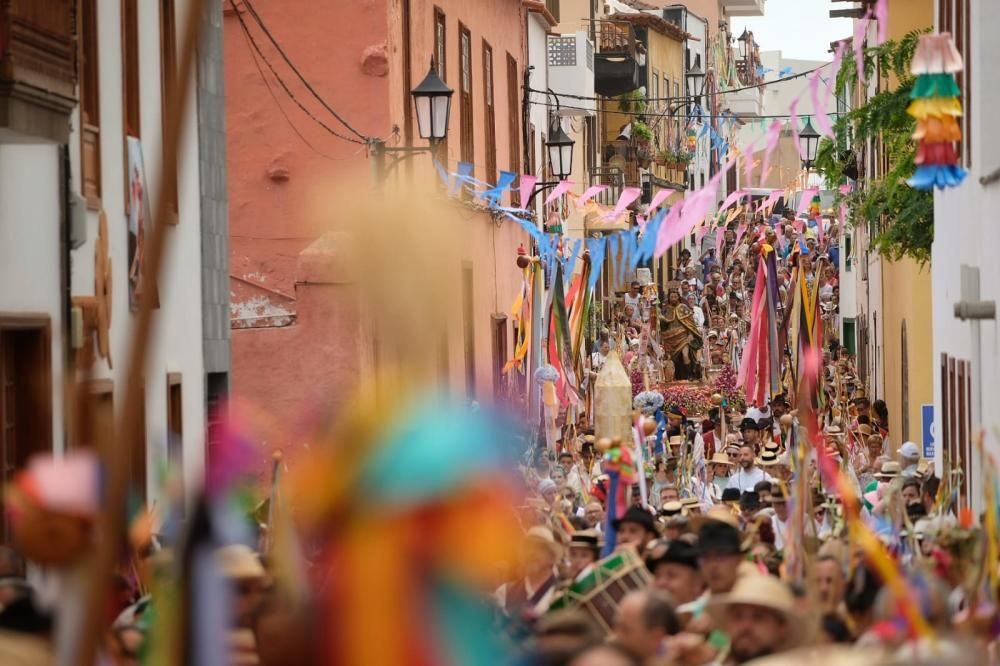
[613,506,659,535]
[697,520,743,557]
[739,491,760,512]
[721,488,741,503]
[666,404,686,418]
[772,394,789,407]
[646,538,700,572]
[739,418,760,431]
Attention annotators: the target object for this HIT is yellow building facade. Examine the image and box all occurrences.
[867,0,934,444]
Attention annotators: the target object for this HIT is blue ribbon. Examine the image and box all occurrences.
[587,237,607,294]
[601,472,620,557]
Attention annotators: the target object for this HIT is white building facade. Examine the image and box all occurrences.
[931,0,997,510]
[0,0,228,517]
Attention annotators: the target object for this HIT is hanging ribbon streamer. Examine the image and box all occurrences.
[790,98,806,161]
[482,170,517,205]
[718,189,746,213]
[648,187,673,213]
[854,13,870,89]
[586,237,607,294]
[874,0,888,46]
[907,33,967,190]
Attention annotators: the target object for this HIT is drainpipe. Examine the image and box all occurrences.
[523,65,542,423]
[59,144,73,452]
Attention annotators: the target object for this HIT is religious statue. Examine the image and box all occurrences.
[659,285,703,381]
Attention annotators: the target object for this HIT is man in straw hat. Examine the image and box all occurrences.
[495,526,563,619]
[566,530,601,581]
[708,451,733,502]
[727,443,771,494]
[708,573,805,664]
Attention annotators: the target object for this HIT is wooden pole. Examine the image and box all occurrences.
[74,0,205,662]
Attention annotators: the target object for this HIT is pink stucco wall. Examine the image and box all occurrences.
[225,0,531,465]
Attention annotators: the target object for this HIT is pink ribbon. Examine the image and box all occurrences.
[518,175,538,208]
[759,120,783,188]
[790,97,806,161]
[734,222,748,248]
[715,220,726,260]
[545,179,575,205]
[874,0,888,46]
[838,183,852,195]
[605,186,641,220]
[742,140,757,190]
[696,221,710,246]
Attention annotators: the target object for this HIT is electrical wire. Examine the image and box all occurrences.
[527,98,845,120]
[524,62,830,104]
[236,12,362,159]
[228,0,365,146]
[241,0,370,141]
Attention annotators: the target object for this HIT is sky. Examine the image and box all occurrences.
[731,0,854,62]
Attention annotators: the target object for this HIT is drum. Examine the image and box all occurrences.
[548,549,651,634]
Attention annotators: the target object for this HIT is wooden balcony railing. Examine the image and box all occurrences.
[0,0,77,142]
[593,20,636,56]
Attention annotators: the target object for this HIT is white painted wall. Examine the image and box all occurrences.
[67,0,206,503]
[0,144,65,452]
[931,0,1000,509]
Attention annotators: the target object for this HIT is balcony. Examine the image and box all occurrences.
[0,0,76,143]
[593,20,641,97]
[721,0,765,17]
[726,86,762,117]
[547,32,596,116]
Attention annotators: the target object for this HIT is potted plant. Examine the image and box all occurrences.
[617,89,648,114]
[670,150,693,170]
[653,149,671,166]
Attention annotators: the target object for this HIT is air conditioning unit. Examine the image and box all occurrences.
[547,32,596,116]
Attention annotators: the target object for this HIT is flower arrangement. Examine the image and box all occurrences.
[633,390,664,416]
[632,366,746,418]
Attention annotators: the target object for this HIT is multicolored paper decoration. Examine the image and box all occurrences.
[907,33,967,190]
[808,193,821,218]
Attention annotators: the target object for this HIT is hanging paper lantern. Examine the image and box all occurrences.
[906,33,967,190]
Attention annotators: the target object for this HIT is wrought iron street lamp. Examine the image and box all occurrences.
[411,60,453,142]
[737,28,750,60]
[371,57,454,184]
[546,119,575,182]
[799,116,821,170]
[686,56,705,100]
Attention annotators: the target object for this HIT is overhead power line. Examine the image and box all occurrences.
[241,0,370,141]
[527,98,845,121]
[228,0,365,146]
[524,62,830,105]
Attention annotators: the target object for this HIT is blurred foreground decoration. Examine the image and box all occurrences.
[290,375,524,665]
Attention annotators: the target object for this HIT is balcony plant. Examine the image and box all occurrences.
[617,89,648,114]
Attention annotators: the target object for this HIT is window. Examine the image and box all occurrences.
[458,24,474,169]
[160,0,178,222]
[462,264,476,398]
[483,41,496,185]
[80,0,102,208]
[940,353,972,506]
[433,8,448,166]
[939,0,972,166]
[0,317,53,540]
[167,373,183,506]
[122,0,140,208]
[491,313,508,397]
[506,53,520,206]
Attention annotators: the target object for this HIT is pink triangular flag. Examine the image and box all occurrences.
[577,184,608,206]
[718,189,746,214]
[605,187,642,220]
[545,180,575,205]
[654,202,684,258]
[648,187,673,213]
[518,175,538,208]
[761,189,783,215]
[874,0,888,46]
[797,187,819,215]
[839,183,852,195]
[790,97,806,160]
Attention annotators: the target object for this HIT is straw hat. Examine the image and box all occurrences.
[710,452,733,466]
[215,544,265,580]
[759,450,780,467]
[857,423,873,437]
[525,525,564,559]
[873,460,902,481]
[707,573,805,648]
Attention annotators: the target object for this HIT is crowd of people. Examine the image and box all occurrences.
[501,204,994,665]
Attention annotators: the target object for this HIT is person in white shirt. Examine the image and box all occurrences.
[726,444,771,493]
[623,281,642,314]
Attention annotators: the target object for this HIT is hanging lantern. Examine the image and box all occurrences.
[906,33,967,190]
[594,349,633,445]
